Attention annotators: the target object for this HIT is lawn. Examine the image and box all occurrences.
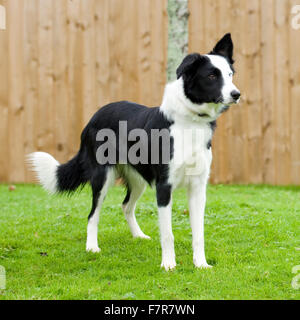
[0,183,299,300]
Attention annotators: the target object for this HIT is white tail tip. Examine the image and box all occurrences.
[27,152,60,194]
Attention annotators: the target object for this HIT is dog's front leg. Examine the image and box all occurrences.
[188,176,212,269]
[156,183,176,271]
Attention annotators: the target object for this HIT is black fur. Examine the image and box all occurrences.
[56,102,173,188]
[56,152,89,194]
[88,166,108,219]
[210,33,235,65]
[176,54,224,105]
[207,140,212,150]
[156,183,172,208]
[209,120,217,133]
[206,121,217,150]
[122,188,131,205]
[55,101,174,218]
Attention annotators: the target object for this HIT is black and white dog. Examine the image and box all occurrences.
[29,34,240,271]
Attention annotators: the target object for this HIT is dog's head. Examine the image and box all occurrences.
[176,34,240,111]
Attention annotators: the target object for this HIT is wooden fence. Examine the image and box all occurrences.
[189,0,300,185]
[1,0,300,185]
[0,0,168,183]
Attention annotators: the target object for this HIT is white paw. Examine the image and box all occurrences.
[86,245,101,253]
[161,259,176,271]
[134,233,151,240]
[194,260,212,269]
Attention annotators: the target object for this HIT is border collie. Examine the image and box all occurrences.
[28,33,240,271]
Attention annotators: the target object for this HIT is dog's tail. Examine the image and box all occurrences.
[27,150,89,195]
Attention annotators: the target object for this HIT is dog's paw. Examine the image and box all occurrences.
[161,259,176,271]
[194,260,212,269]
[86,245,101,253]
[134,233,151,240]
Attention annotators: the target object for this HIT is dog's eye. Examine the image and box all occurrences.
[208,74,217,80]
[229,72,233,77]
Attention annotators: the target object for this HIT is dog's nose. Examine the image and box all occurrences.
[231,90,241,101]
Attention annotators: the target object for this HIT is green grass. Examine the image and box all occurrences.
[0,184,299,300]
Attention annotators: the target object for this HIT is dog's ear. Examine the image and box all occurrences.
[210,33,234,64]
[176,53,204,79]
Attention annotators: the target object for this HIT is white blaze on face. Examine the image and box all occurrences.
[206,54,239,104]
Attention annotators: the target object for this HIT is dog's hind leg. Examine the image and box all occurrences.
[86,167,115,252]
[121,170,150,239]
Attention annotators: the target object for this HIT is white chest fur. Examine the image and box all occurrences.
[168,119,213,189]
[159,78,221,189]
